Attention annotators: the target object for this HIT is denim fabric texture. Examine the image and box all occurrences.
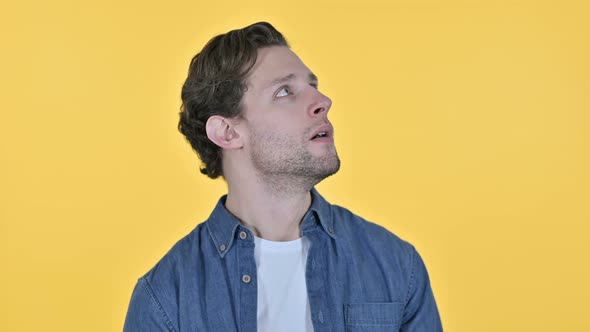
[123,189,443,331]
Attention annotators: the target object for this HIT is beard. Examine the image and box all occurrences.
[248,126,341,192]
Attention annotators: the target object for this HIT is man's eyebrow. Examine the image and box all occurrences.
[265,73,319,90]
[308,72,318,84]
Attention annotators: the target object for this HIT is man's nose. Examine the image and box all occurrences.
[308,90,332,117]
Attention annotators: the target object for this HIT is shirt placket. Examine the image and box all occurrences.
[305,228,330,332]
[237,229,257,332]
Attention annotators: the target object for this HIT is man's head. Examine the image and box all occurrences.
[179,22,287,179]
[179,22,339,188]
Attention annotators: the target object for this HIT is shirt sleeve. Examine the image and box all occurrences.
[123,278,176,332]
[401,246,444,331]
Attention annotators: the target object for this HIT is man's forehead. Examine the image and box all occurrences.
[247,47,316,88]
[259,72,318,90]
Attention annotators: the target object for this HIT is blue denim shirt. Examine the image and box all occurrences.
[124,189,443,331]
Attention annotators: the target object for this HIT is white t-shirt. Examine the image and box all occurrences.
[254,235,314,332]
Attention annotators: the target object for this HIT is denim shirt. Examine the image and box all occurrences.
[124,189,443,331]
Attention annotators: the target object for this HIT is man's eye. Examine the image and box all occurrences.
[276,86,291,97]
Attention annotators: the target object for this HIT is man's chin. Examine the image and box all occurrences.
[313,156,341,181]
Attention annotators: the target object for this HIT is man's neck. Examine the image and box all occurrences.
[224,178,312,242]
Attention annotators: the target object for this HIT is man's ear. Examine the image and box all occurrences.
[205,115,243,149]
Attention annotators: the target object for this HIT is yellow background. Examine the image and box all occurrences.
[1,0,589,331]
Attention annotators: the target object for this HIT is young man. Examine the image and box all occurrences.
[124,22,443,331]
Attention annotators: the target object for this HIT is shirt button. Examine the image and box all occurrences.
[328,227,334,234]
[219,244,226,251]
[239,231,248,239]
[242,274,251,284]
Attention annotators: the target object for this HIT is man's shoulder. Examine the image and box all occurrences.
[139,222,207,285]
[329,204,415,256]
[125,222,209,331]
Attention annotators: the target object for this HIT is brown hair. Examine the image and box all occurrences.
[178,22,289,179]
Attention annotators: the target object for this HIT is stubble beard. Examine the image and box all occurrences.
[249,129,341,194]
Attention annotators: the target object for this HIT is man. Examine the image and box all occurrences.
[124,22,443,331]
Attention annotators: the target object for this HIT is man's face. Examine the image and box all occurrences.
[239,46,340,186]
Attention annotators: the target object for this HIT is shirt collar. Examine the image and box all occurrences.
[301,187,336,238]
[205,188,336,258]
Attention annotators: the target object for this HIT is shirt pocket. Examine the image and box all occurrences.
[344,302,401,332]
